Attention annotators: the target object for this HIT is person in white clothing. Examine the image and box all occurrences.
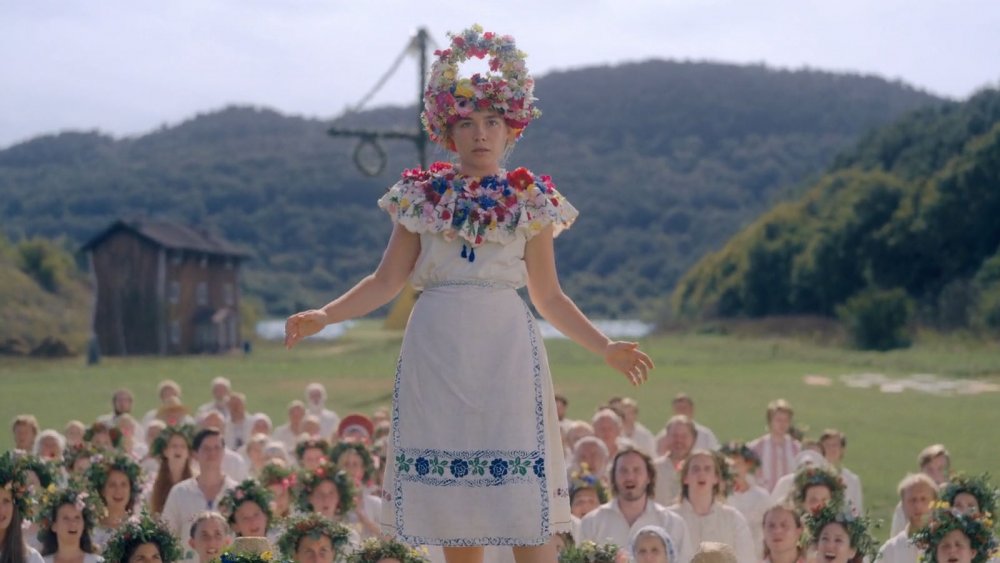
[788,463,846,515]
[720,442,769,558]
[909,506,996,563]
[618,398,657,456]
[162,428,239,563]
[1,452,50,563]
[96,388,134,427]
[761,504,805,563]
[592,408,626,463]
[142,380,183,430]
[749,399,800,493]
[101,511,184,563]
[803,504,878,563]
[890,444,951,537]
[770,448,827,506]
[274,401,308,453]
[569,470,610,540]
[940,473,997,517]
[631,526,676,563]
[668,450,755,563]
[305,383,341,438]
[669,394,719,452]
[571,436,611,481]
[578,448,693,563]
[653,415,696,508]
[330,442,383,540]
[86,454,144,552]
[196,377,232,420]
[198,411,248,482]
[225,393,252,451]
[878,473,939,563]
[36,485,105,563]
[819,429,863,513]
[186,512,230,563]
[218,480,277,544]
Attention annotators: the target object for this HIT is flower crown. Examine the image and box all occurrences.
[219,479,274,525]
[63,443,101,472]
[258,462,296,490]
[803,503,879,561]
[276,514,352,560]
[941,473,998,517]
[569,469,609,504]
[346,538,430,563]
[794,465,846,507]
[150,424,195,459]
[912,504,997,563]
[557,540,620,563]
[422,24,540,149]
[17,453,60,490]
[84,452,144,508]
[719,441,761,470]
[102,510,184,563]
[216,551,284,563]
[35,483,108,541]
[294,461,357,515]
[294,438,330,462]
[0,451,34,519]
[83,422,123,449]
[329,441,376,484]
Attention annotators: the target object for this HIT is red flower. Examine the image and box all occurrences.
[452,36,465,48]
[430,161,452,173]
[477,98,492,109]
[508,168,534,191]
[483,32,495,40]
[315,468,325,478]
[475,235,483,245]
[441,210,452,220]
[550,197,560,207]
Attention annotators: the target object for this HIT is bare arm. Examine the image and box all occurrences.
[285,224,420,348]
[524,225,653,384]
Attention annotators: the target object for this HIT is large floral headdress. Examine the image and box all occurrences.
[15,453,60,491]
[102,510,184,563]
[794,465,846,508]
[0,451,34,519]
[35,483,108,542]
[84,452,144,510]
[940,473,998,517]
[803,503,879,561]
[150,424,195,459]
[911,504,997,563]
[219,478,274,526]
[422,24,540,149]
[293,461,357,516]
[346,537,430,563]
[276,514,351,560]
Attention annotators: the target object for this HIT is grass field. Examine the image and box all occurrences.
[2,320,999,540]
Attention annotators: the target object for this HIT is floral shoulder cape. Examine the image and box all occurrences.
[377,161,578,248]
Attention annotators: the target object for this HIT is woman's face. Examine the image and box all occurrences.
[571,489,601,518]
[936,529,974,563]
[764,508,802,556]
[634,533,670,563]
[128,543,163,563]
[103,470,132,513]
[0,488,14,532]
[53,504,85,548]
[816,522,856,563]
[952,492,980,515]
[189,517,229,562]
[309,481,340,519]
[804,484,833,513]
[337,450,365,483]
[232,501,268,537]
[450,110,511,175]
[295,535,335,563]
[301,448,326,471]
[166,435,190,464]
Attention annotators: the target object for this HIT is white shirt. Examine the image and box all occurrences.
[878,531,920,563]
[890,502,907,537]
[770,473,796,504]
[161,476,239,563]
[2,547,44,563]
[626,422,657,456]
[727,483,771,558]
[307,405,341,438]
[749,435,801,492]
[272,423,301,453]
[222,449,249,482]
[225,417,252,451]
[653,455,682,507]
[579,498,694,563]
[44,554,104,563]
[669,499,756,563]
[693,422,720,451]
[197,400,229,420]
[840,466,863,513]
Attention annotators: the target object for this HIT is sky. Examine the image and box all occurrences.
[2,0,999,149]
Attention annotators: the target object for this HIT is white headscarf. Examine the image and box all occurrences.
[631,525,676,562]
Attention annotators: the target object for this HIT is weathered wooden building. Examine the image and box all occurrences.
[82,219,250,356]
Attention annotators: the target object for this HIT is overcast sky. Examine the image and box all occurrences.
[2,0,998,149]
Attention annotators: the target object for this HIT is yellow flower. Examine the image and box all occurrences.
[442,68,456,81]
[454,80,475,99]
[400,198,410,209]
[47,484,58,493]
[470,23,483,33]
[261,552,272,561]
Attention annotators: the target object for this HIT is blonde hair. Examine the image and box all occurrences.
[766,399,794,423]
[917,444,950,468]
[898,473,938,500]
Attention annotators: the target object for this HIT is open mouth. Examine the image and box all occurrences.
[822,552,837,561]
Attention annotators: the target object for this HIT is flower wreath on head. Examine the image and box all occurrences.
[793,465,846,507]
[803,502,879,562]
[557,540,620,563]
[276,514,352,560]
[84,452,144,509]
[329,441,376,485]
[102,510,183,563]
[569,468,609,505]
[150,424,195,459]
[63,443,101,472]
[219,479,274,526]
[293,461,357,516]
[0,451,35,519]
[35,483,108,542]
[259,462,296,490]
[294,437,330,463]
[83,422,123,449]
[346,537,430,563]
[16,453,60,490]
[941,473,998,517]
[911,503,997,563]
[422,24,540,149]
[719,441,761,471]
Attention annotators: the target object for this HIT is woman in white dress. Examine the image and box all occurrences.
[36,485,105,563]
[147,425,195,516]
[720,443,770,557]
[85,455,143,552]
[760,504,804,563]
[1,452,44,563]
[283,24,652,563]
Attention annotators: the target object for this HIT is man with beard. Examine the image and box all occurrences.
[579,447,694,562]
[654,415,696,507]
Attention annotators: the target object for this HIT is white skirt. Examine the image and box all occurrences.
[380,281,571,546]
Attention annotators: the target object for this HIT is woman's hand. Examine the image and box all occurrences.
[284,309,329,349]
[604,341,654,386]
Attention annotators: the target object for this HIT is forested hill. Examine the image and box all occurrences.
[672,87,1000,330]
[0,60,942,318]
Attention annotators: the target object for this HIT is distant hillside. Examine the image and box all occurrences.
[672,87,1000,331]
[0,60,942,318]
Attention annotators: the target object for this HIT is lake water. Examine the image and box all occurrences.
[256,318,654,340]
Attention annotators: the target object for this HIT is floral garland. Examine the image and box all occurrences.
[422,24,540,148]
[793,465,846,508]
[16,453,60,490]
[259,462,296,490]
[83,422,123,450]
[276,514,352,560]
[941,473,998,517]
[216,551,283,563]
[84,452,144,509]
[569,470,609,505]
[102,510,184,563]
[150,424,195,458]
[557,540,620,563]
[346,538,430,563]
[329,441,376,484]
[294,438,330,463]
[294,461,357,516]
[379,161,577,262]
[63,443,101,472]
[0,451,34,519]
[219,479,274,526]
[912,503,997,563]
[35,483,108,542]
[803,503,879,561]
[719,441,761,471]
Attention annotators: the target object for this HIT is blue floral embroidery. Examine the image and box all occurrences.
[489,458,509,479]
[533,457,545,478]
[450,459,469,478]
[414,457,430,476]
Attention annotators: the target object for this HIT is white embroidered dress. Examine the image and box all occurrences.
[377,164,577,546]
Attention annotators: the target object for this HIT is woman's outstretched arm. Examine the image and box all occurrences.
[285,224,420,348]
[524,225,653,385]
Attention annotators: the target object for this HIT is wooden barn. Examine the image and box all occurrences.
[82,219,251,356]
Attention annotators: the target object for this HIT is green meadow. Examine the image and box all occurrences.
[2,321,999,540]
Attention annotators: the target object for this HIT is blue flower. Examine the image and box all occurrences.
[432,177,449,194]
[452,206,469,227]
[480,176,500,190]
[533,457,545,478]
[450,459,469,478]
[489,458,509,479]
[477,195,497,209]
[415,457,430,476]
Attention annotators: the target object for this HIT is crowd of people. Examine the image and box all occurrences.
[1,379,997,563]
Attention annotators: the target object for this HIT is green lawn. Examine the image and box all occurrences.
[2,321,999,540]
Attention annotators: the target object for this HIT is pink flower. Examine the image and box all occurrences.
[235,490,245,500]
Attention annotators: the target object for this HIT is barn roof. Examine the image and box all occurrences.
[81,218,252,259]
